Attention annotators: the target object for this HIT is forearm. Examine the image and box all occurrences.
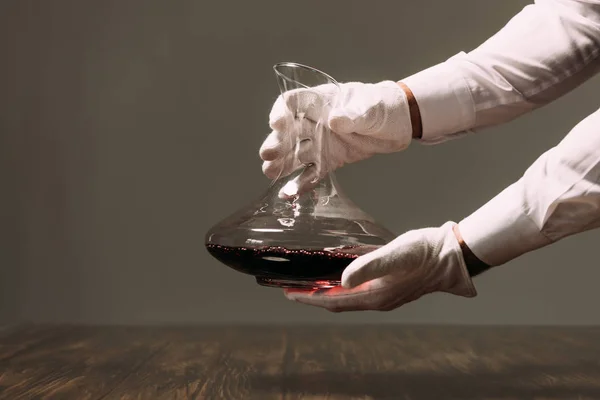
[458,107,600,267]
[399,0,600,143]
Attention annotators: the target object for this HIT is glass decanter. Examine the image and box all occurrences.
[205,62,396,289]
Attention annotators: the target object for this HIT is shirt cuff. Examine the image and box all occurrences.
[457,180,553,266]
[401,55,476,144]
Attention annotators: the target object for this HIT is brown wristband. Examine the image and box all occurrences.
[397,81,423,139]
[452,224,491,277]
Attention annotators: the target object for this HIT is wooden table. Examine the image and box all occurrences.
[1,324,600,399]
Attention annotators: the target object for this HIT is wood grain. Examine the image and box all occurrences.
[103,326,287,400]
[0,325,167,400]
[1,325,600,399]
[0,324,75,363]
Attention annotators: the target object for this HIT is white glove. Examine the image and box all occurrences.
[260,81,413,196]
[284,222,477,312]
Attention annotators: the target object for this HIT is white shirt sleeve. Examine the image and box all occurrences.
[400,0,600,266]
[459,107,600,266]
[401,0,600,143]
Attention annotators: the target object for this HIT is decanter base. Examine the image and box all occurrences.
[256,277,341,289]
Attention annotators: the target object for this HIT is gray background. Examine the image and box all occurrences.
[1,0,599,326]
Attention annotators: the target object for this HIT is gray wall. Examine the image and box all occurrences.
[1,0,599,325]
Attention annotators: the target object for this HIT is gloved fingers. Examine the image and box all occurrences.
[340,250,393,289]
[283,277,400,312]
[269,95,292,132]
[330,106,391,137]
[327,82,381,136]
[281,85,337,124]
[259,130,295,162]
[262,152,302,181]
[295,119,327,165]
[377,288,424,311]
[278,129,329,199]
[294,117,321,142]
[328,107,363,135]
[341,230,425,289]
[295,138,315,166]
[262,116,320,162]
[269,92,320,133]
[277,163,322,199]
[262,159,284,181]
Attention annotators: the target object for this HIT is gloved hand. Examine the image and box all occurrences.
[284,222,477,312]
[260,81,413,196]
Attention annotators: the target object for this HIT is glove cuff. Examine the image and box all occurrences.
[377,80,414,150]
[437,221,478,298]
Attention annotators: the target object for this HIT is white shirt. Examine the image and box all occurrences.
[401,0,600,266]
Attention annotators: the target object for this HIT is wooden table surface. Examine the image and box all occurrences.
[1,324,600,399]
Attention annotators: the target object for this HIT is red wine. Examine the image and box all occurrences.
[206,244,379,287]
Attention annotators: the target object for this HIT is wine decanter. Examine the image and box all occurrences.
[205,62,396,289]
